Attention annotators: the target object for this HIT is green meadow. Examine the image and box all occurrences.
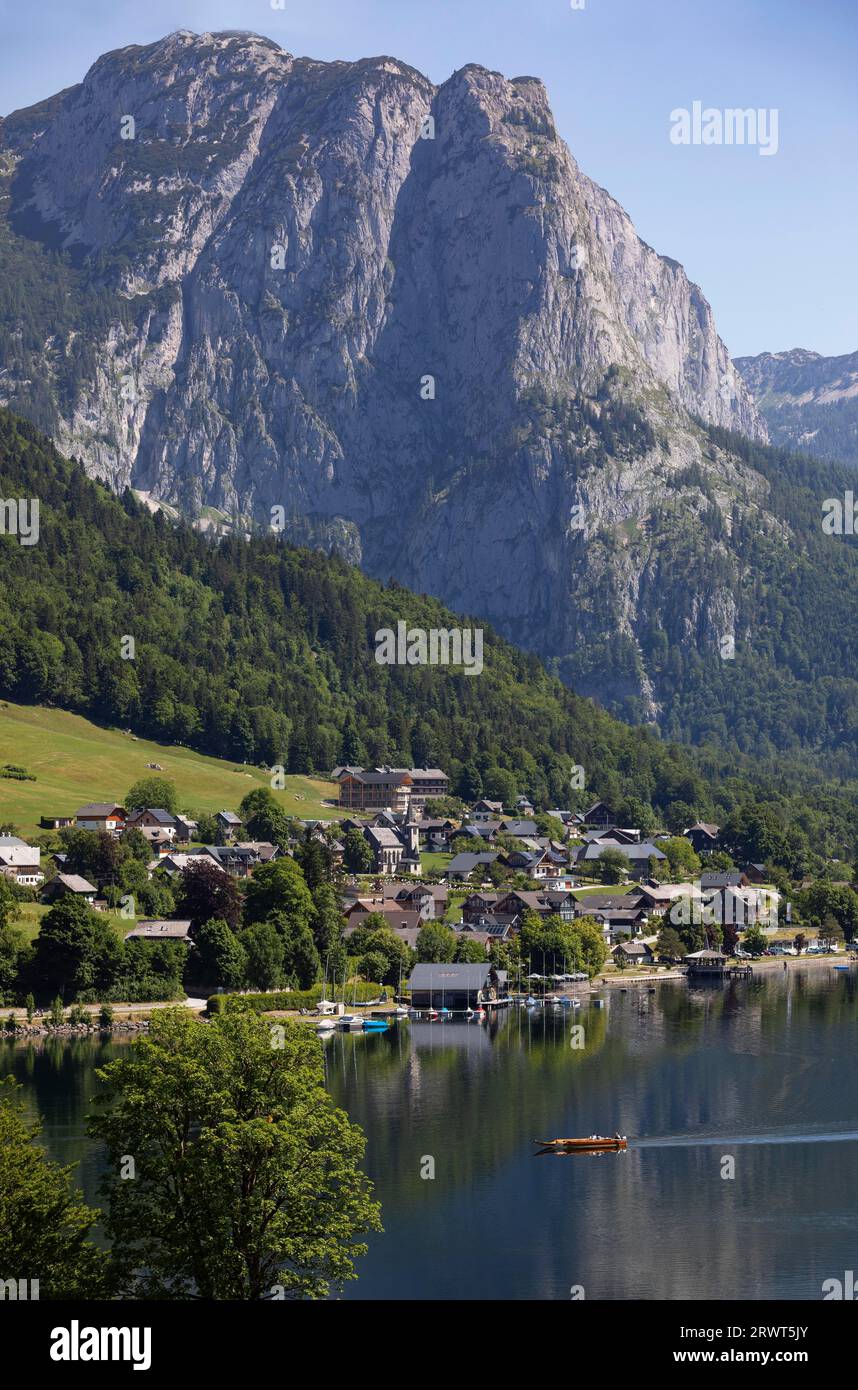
[0,701,339,836]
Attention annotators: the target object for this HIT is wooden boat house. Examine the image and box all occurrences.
[409,963,506,1010]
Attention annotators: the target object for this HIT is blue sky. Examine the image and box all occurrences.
[0,0,855,357]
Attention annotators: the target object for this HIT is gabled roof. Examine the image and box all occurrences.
[76,803,125,818]
[53,873,97,893]
[127,807,176,825]
[445,852,498,875]
[217,810,242,824]
[409,963,494,990]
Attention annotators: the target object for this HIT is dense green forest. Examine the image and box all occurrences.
[559,420,858,771]
[2,408,858,871]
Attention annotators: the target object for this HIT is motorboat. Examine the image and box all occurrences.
[534,1135,627,1153]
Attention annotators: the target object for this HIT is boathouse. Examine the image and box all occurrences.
[409,963,504,1010]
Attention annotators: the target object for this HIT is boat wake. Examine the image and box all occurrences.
[633,1128,858,1150]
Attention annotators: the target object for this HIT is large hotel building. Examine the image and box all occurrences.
[332,766,449,814]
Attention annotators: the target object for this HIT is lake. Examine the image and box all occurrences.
[3,966,858,1300]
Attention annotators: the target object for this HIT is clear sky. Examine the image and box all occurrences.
[1,0,855,357]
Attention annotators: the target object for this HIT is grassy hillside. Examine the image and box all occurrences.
[0,700,338,836]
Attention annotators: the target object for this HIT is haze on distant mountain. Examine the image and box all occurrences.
[735,348,858,470]
[3,29,858,769]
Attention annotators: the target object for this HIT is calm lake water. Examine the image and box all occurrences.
[4,966,858,1301]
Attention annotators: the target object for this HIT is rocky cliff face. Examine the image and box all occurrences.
[736,348,858,469]
[0,30,783,727]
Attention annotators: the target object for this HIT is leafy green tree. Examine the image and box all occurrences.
[240,921,286,991]
[660,837,701,880]
[0,1077,112,1298]
[125,777,179,814]
[597,847,630,884]
[453,936,488,963]
[358,951,387,983]
[415,922,457,963]
[0,924,24,1002]
[267,911,321,989]
[342,829,373,875]
[32,897,117,1001]
[89,1010,382,1298]
[742,925,768,956]
[655,926,686,959]
[190,918,247,990]
[244,858,314,932]
[0,873,18,931]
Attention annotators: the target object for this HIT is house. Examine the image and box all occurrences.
[499,819,538,839]
[462,891,504,924]
[472,799,503,817]
[39,814,75,830]
[332,766,449,814]
[0,836,44,887]
[459,822,501,843]
[743,863,768,885]
[393,884,449,920]
[125,919,192,941]
[584,801,615,827]
[700,871,747,890]
[205,843,280,877]
[415,818,456,849]
[215,811,243,841]
[576,841,667,881]
[124,808,177,846]
[515,796,535,816]
[75,803,126,833]
[344,907,423,938]
[409,962,507,1010]
[612,940,654,965]
[444,852,498,882]
[684,822,720,854]
[596,909,650,942]
[42,873,97,904]
[173,814,199,844]
[150,850,225,877]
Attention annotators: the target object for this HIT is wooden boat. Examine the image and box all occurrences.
[534,1135,627,1152]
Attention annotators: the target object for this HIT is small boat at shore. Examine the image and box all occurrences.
[534,1135,627,1153]
[362,1017,390,1031]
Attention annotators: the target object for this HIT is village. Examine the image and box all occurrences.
[2,760,852,1022]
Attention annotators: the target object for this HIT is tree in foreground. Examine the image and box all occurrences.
[89,1009,382,1299]
[0,1077,112,1299]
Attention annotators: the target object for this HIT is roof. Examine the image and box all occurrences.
[409,963,494,990]
[700,872,743,888]
[573,893,643,912]
[76,803,125,818]
[500,820,538,837]
[52,873,97,893]
[344,909,423,934]
[0,845,41,865]
[128,807,176,824]
[445,852,498,875]
[0,835,28,847]
[613,940,652,955]
[217,811,242,824]
[686,822,720,837]
[364,826,404,849]
[582,841,666,861]
[125,920,192,939]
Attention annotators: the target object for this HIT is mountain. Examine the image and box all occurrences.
[4,29,858,768]
[735,349,858,469]
[1,406,856,872]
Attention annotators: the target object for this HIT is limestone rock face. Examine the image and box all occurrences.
[0,30,773,723]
